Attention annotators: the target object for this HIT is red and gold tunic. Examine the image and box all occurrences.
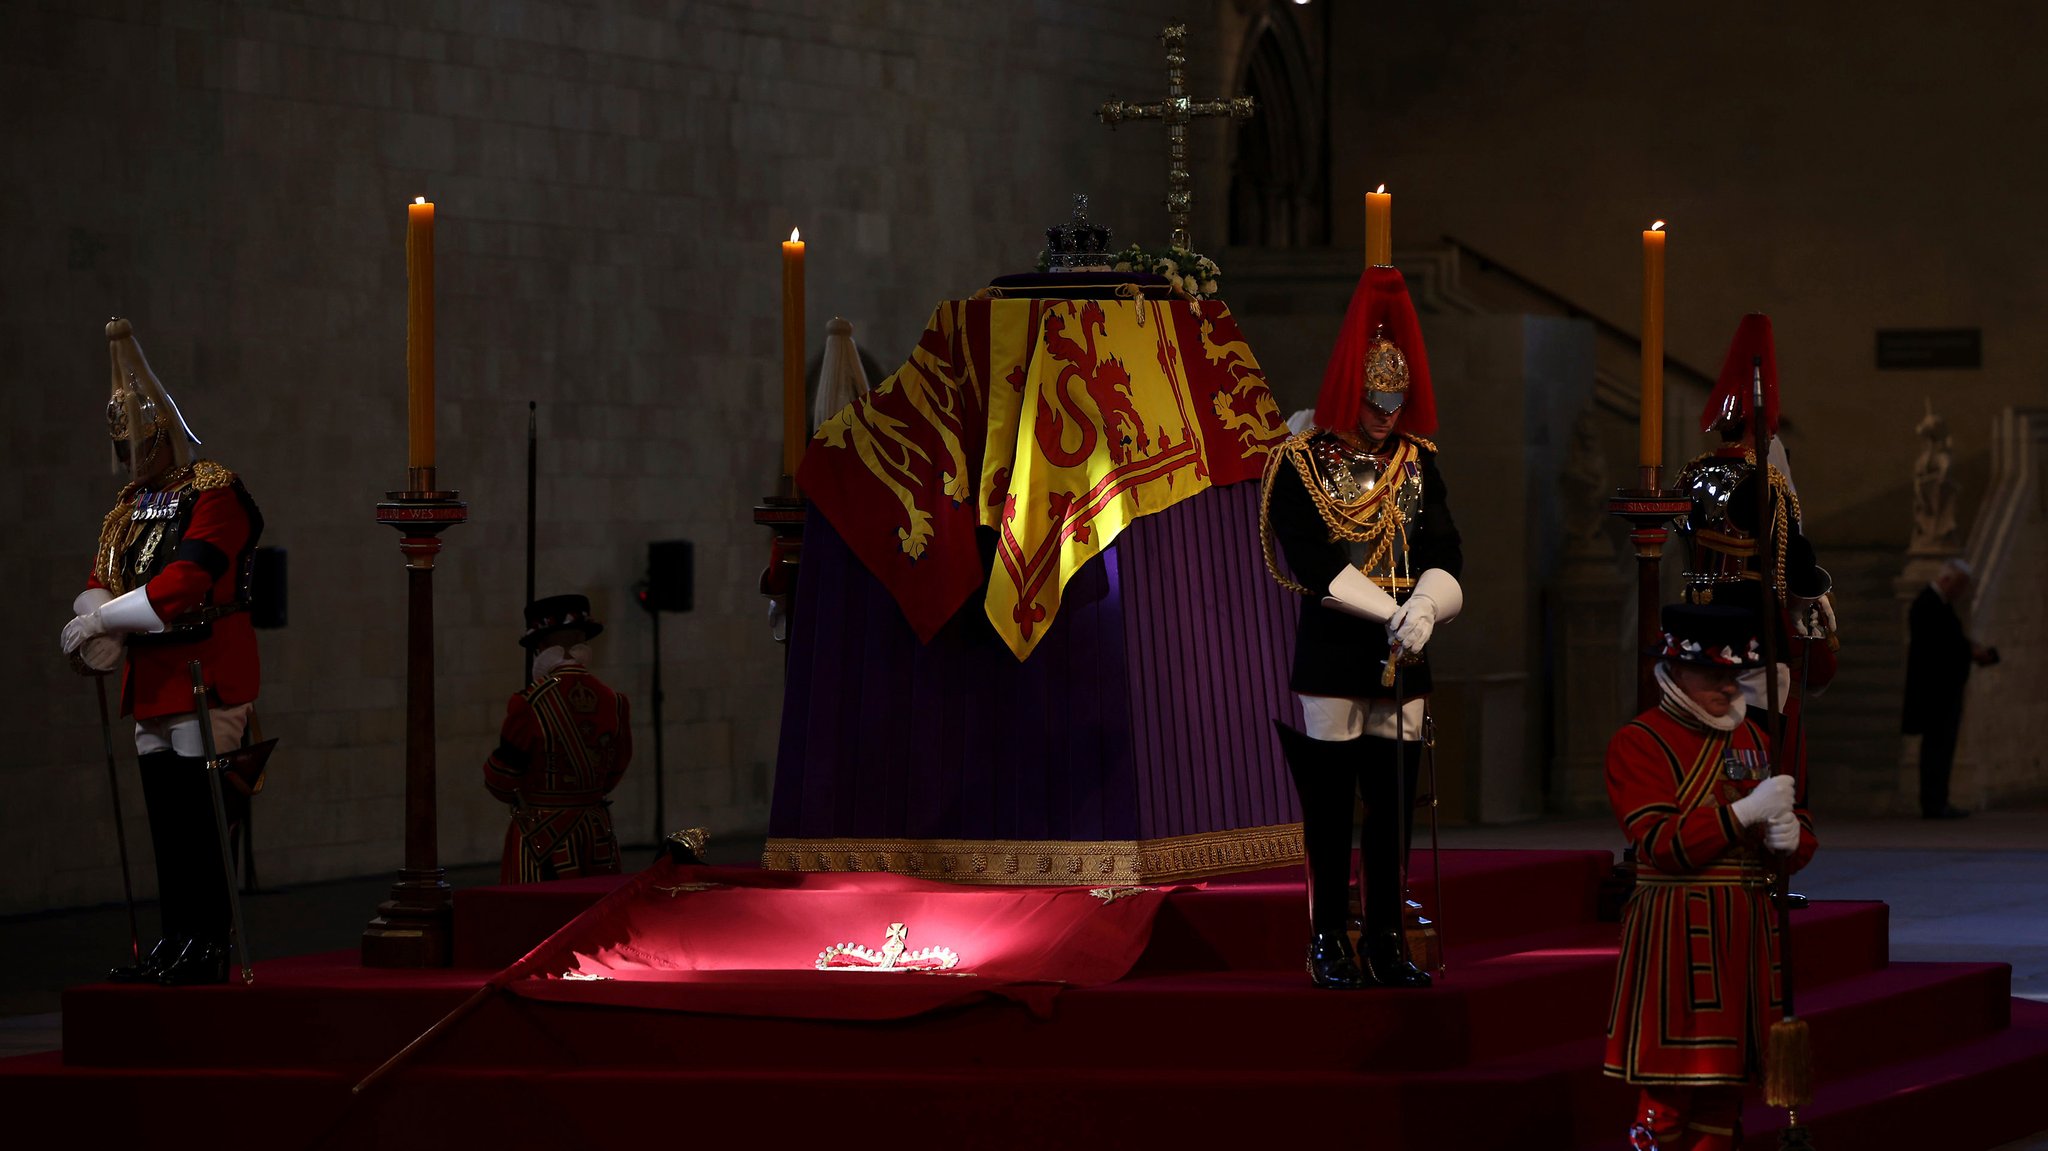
[482,665,633,884]
[87,460,263,720]
[1603,703,1816,1086]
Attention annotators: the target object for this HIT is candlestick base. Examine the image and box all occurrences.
[361,868,453,968]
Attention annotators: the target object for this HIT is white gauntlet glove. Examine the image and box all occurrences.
[1764,810,1801,854]
[61,586,165,655]
[64,589,124,672]
[1386,568,1463,654]
[1321,566,1399,623]
[1792,594,1837,639]
[1728,774,1795,828]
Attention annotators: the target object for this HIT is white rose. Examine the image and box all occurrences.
[1160,258,1179,275]
[1114,261,1131,272]
[1201,279,1218,295]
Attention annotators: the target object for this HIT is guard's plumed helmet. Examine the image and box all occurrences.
[105,317,201,484]
[1702,313,1781,439]
[1312,265,1438,437]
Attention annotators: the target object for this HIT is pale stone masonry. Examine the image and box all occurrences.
[0,0,1227,913]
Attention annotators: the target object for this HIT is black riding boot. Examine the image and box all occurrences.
[1275,722,1367,990]
[1360,736,1430,989]
[157,756,229,986]
[109,751,185,982]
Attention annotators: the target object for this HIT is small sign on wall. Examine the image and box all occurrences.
[1877,329,1980,370]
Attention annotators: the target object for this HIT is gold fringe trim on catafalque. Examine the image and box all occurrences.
[763,823,1304,886]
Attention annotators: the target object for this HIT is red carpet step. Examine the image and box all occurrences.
[7,849,2044,1151]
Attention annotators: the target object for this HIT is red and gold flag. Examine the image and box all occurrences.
[801,296,1285,658]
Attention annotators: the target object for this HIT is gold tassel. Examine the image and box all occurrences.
[1764,1016,1813,1108]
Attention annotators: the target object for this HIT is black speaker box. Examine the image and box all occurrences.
[251,546,287,628]
[645,540,693,613]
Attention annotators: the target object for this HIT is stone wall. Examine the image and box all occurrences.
[0,0,1222,914]
[1325,0,2048,548]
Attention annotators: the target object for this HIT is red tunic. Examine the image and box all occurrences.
[87,464,262,720]
[482,665,633,883]
[1603,702,1816,1086]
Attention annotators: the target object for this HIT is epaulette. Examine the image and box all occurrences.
[1403,433,1439,454]
[189,459,236,491]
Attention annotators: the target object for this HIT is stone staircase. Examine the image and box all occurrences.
[1804,545,1912,815]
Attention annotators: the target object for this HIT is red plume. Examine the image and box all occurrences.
[1702,313,1780,436]
[1313,265,1437,437]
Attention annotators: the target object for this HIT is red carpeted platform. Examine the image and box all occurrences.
[6,849,2044,1150]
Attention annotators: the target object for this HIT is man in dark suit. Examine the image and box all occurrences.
[1903,560,1998,819]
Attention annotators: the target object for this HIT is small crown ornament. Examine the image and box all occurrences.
[1044,193,1114,269]
[815,922,960,972]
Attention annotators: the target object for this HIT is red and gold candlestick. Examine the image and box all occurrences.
[367,195,466,968]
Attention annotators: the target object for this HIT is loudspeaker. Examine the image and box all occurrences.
[251,546,287,628]
[644,540,693,613]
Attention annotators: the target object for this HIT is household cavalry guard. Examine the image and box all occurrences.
[60,318,265,986]
[1672,314,1837,779]
[1260,264,1463,991]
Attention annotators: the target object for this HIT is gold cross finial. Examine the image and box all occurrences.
[1098,24,1256,251]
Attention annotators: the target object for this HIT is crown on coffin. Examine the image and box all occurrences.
[815,922,960,972]
[1044,193,1114,269]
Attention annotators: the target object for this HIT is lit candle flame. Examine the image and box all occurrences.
[1376,184,1387,194]
[790,227,801,243]
[1651,220,1666,231]
[415,196,426,205]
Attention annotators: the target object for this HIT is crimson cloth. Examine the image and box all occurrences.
[88,478,261,720]
[1603,702,1816,1086]
[482,665,632,884]
[495,860,1177,1020]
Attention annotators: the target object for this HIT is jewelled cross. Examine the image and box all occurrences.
[1098,24,1257,251]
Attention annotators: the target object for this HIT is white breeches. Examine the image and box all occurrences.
[134,703,252,758]
[1298,693,1426,742]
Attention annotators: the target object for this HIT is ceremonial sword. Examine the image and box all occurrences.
[189,660,255,984]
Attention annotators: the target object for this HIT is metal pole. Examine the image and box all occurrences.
[94,675,141,966]
[188,661,253,984]
[650,607,665,845]
[524,401,537,686]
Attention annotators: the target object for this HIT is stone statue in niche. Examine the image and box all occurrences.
[1910,397,1960,556]
[1560,410,1614,560]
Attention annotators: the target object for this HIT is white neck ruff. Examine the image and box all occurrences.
[1656,661,1745,732]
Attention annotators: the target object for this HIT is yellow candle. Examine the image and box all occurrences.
[406,196,435,473]
[1365,184,1392,267]
[1639,220,1666,471]
[781,227,806,488]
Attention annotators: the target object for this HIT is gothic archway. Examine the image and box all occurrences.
[1229,4,1329,247]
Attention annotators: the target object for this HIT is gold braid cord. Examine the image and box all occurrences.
[1257,432,1312,594]
[90,461,234,594]
[1258,431,1422,595]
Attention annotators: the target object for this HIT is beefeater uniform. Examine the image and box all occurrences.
[483,595,632,883]
[1604,606,1818,1150]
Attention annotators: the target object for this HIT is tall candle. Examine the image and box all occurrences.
[406,196,436,474]
[1639,220,1666,473]
[1365,184,1392,267]
[781,227,806,488]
